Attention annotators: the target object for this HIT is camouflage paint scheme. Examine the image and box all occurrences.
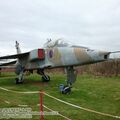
[25,46,110,70]
[0,40,111,86]
[0,40,110,70]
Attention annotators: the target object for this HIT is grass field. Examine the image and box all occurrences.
[0,72,120,120]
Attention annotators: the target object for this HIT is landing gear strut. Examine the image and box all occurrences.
[60,66,77,94]
[37,69,50,82]
[16,71,24,84]
[66,66,77,86]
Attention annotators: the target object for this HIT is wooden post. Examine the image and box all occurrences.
[40,91,44,120]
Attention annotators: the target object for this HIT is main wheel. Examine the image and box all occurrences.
[42,75,50,82]
[15,78,23,84]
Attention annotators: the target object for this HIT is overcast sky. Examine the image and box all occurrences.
[0,0,120,55]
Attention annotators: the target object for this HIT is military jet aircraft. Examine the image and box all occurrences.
[0,40,119,93]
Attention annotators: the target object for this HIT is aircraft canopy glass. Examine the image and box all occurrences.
[44,39,89,50]
[44,39,70,48]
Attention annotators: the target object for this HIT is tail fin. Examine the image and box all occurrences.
[15,41,21,54]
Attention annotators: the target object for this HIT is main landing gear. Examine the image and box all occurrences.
[16,71,24,84]
[37,69,50,82]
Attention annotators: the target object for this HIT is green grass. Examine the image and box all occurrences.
[0,72,120,120]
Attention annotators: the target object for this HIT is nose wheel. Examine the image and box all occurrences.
[60,84,71,94]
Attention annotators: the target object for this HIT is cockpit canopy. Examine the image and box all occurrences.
[44,39,70,48]
[44,39,89,50]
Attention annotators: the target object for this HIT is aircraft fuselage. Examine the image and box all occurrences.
[20,47,110,70]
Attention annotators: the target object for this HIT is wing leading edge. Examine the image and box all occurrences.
[0,60,17,66]
[0,52,29,59]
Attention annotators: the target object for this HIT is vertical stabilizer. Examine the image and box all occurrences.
[15,41,21,54]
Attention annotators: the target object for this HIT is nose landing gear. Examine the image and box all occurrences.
[60,66,77,94]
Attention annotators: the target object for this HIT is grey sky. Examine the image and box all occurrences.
[0,0,120,55]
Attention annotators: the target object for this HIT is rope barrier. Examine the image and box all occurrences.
[44,93,120,119]
[0,87,120,119]
[0,87,39,94]
[43,105,72,120]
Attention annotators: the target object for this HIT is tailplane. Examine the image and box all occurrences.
[15,41,21,54]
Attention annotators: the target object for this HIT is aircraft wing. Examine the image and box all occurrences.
[0,60,17,66]
[0,52,29,60]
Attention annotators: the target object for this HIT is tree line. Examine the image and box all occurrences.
[78,59,120,76]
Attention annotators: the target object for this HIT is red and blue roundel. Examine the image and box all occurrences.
[49,50,53,58]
